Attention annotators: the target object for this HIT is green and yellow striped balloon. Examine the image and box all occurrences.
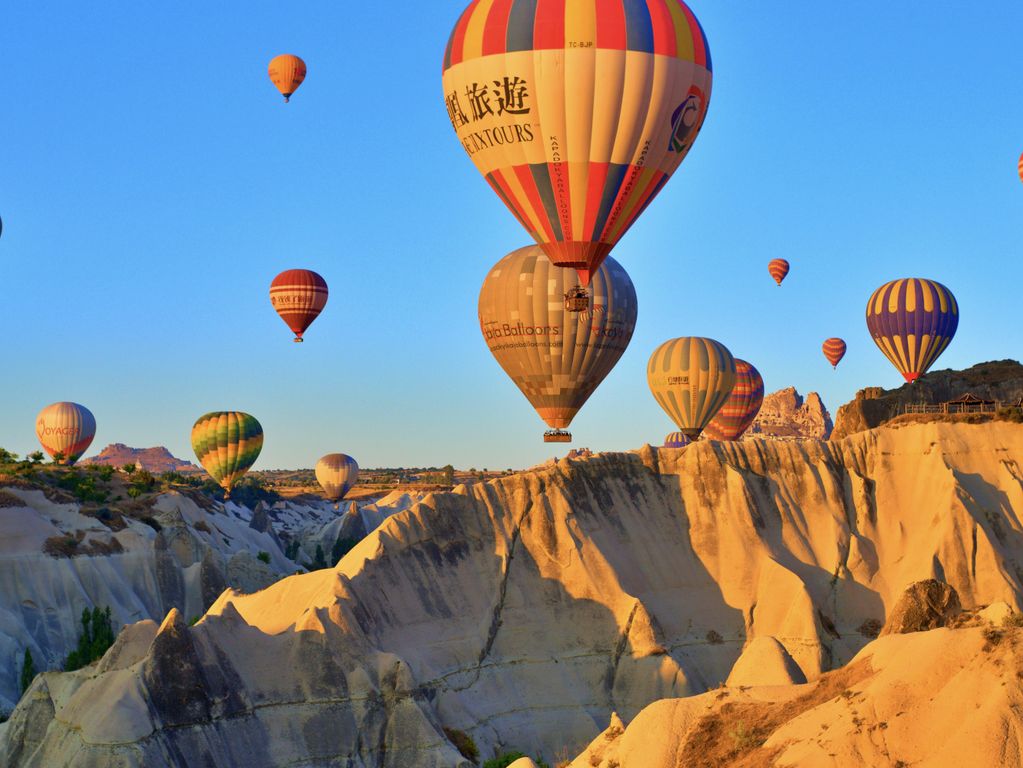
[647,337,736,439]
[191,412,263,497]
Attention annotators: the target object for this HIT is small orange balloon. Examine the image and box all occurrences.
[268,54,306,103]
[768,259,790,287]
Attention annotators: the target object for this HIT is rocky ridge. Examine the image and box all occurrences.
[79,444,199,474]
[831,359,1023,440]
[746,387,833,440]
[2,421,1022,766]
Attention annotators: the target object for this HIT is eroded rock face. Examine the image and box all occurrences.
[831,359,1023,440]
[569,623,1023,768]
[746,387,833,440]
[881,579,962,635]
[3,423,1023,767]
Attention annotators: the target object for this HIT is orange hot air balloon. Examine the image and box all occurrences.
[442,1,713,288]
[268,55,306,102]
[1018,151,1023,184]
[822,338,847,369]
[768,259,789,286]
[270,270,328,342]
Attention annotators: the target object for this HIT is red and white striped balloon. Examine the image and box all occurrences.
[36,402,96,465]
[269,269,328,342]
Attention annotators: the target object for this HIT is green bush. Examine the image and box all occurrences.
[443,728,479,763]
[65,606,117,671]
[331,536,359,565]
[19,648,36,694]
[257,551,271,564]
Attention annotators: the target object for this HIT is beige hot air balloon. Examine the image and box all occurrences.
[315,453,359,509]
[36,402,96,465]
[479,245,637,442]
[647,337,736,440]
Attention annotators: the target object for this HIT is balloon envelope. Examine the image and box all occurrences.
[478,245,637,434]
[703,359,764,441]
[443,0,712,284]
[822,338,847,369]
[268,54,306,102]
[316,453,359,504]
[866,279,958,383]
[191,412,263,496]
[768,259,789,286]
[664,432,691,449]
[270,269,328,342]
[648,337,736,439]
[36,402,96,465]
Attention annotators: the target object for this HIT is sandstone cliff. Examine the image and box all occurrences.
[80,444,200,474]
[2,422,1021,766]
[831,359,1023,440]
[746,387,833,440]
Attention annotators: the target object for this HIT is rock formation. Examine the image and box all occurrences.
[880,579,962,635]
[80,444,200,473]
[1,422,1022,766]
[568,618,1023,767]
[831,359,1023,440]
[0,489,417,711]
[745,387,833,440]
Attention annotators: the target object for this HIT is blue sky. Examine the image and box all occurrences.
[1,2,1021,470]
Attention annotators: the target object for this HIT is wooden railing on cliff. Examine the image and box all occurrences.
[903,402,1007,415]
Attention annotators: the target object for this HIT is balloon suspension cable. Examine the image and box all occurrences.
[564,285,590,313]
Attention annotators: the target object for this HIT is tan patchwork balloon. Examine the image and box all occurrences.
[478,245,637,438]
[315,453,359,507]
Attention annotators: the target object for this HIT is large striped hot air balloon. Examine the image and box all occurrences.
[36,402,96,465]
[664,432,691,448]
[866,279,959,384]
[315,453,359,509]
[443,0,712,287]
[191,412,263,498]
[768,259,789,286]
[270,270,328,342]
[647,337,736,439]
[703,359,764,441]
[822,338,847,369]
[479,245,638,442]
[268,55,306,102]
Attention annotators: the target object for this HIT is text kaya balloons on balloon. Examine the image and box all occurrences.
[866,279,958,383]
[703,359,764,441]
[270,270,328,342]
[822,338,847,369]
[315,453,359,506]
[191,412,263,498]
[36,402,96,465]
[443,1,712,285]
[478,245,638,440]
[647,337,736,439]
[268,55,306,102]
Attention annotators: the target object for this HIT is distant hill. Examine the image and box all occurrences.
[832,359,1023,440]
[746,387,833,440]
[80,444,200,474]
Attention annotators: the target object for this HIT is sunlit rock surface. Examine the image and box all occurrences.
[2,422,1023,766]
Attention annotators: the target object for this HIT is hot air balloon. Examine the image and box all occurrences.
[268,55,306,102]
[36,402,96,465]
[822,338,847,369]
[866,279,958,383]
[442,0,712,296]
[1018,151,1023,184]
[315,453,359,509]
[648,337,736,439]
[768,259,789,287]
[664,432,691,449]
[703,359,764,441]
[479,245,637,443]
[270,269,328,342]
[191,412,263,498]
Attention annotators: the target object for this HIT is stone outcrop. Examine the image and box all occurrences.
[831,359,1023,440]
[79,444,200,473]
[569,622,1023,767]
[746,387,833,440]
[881,579,962,635]
[2,422,1023,766]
